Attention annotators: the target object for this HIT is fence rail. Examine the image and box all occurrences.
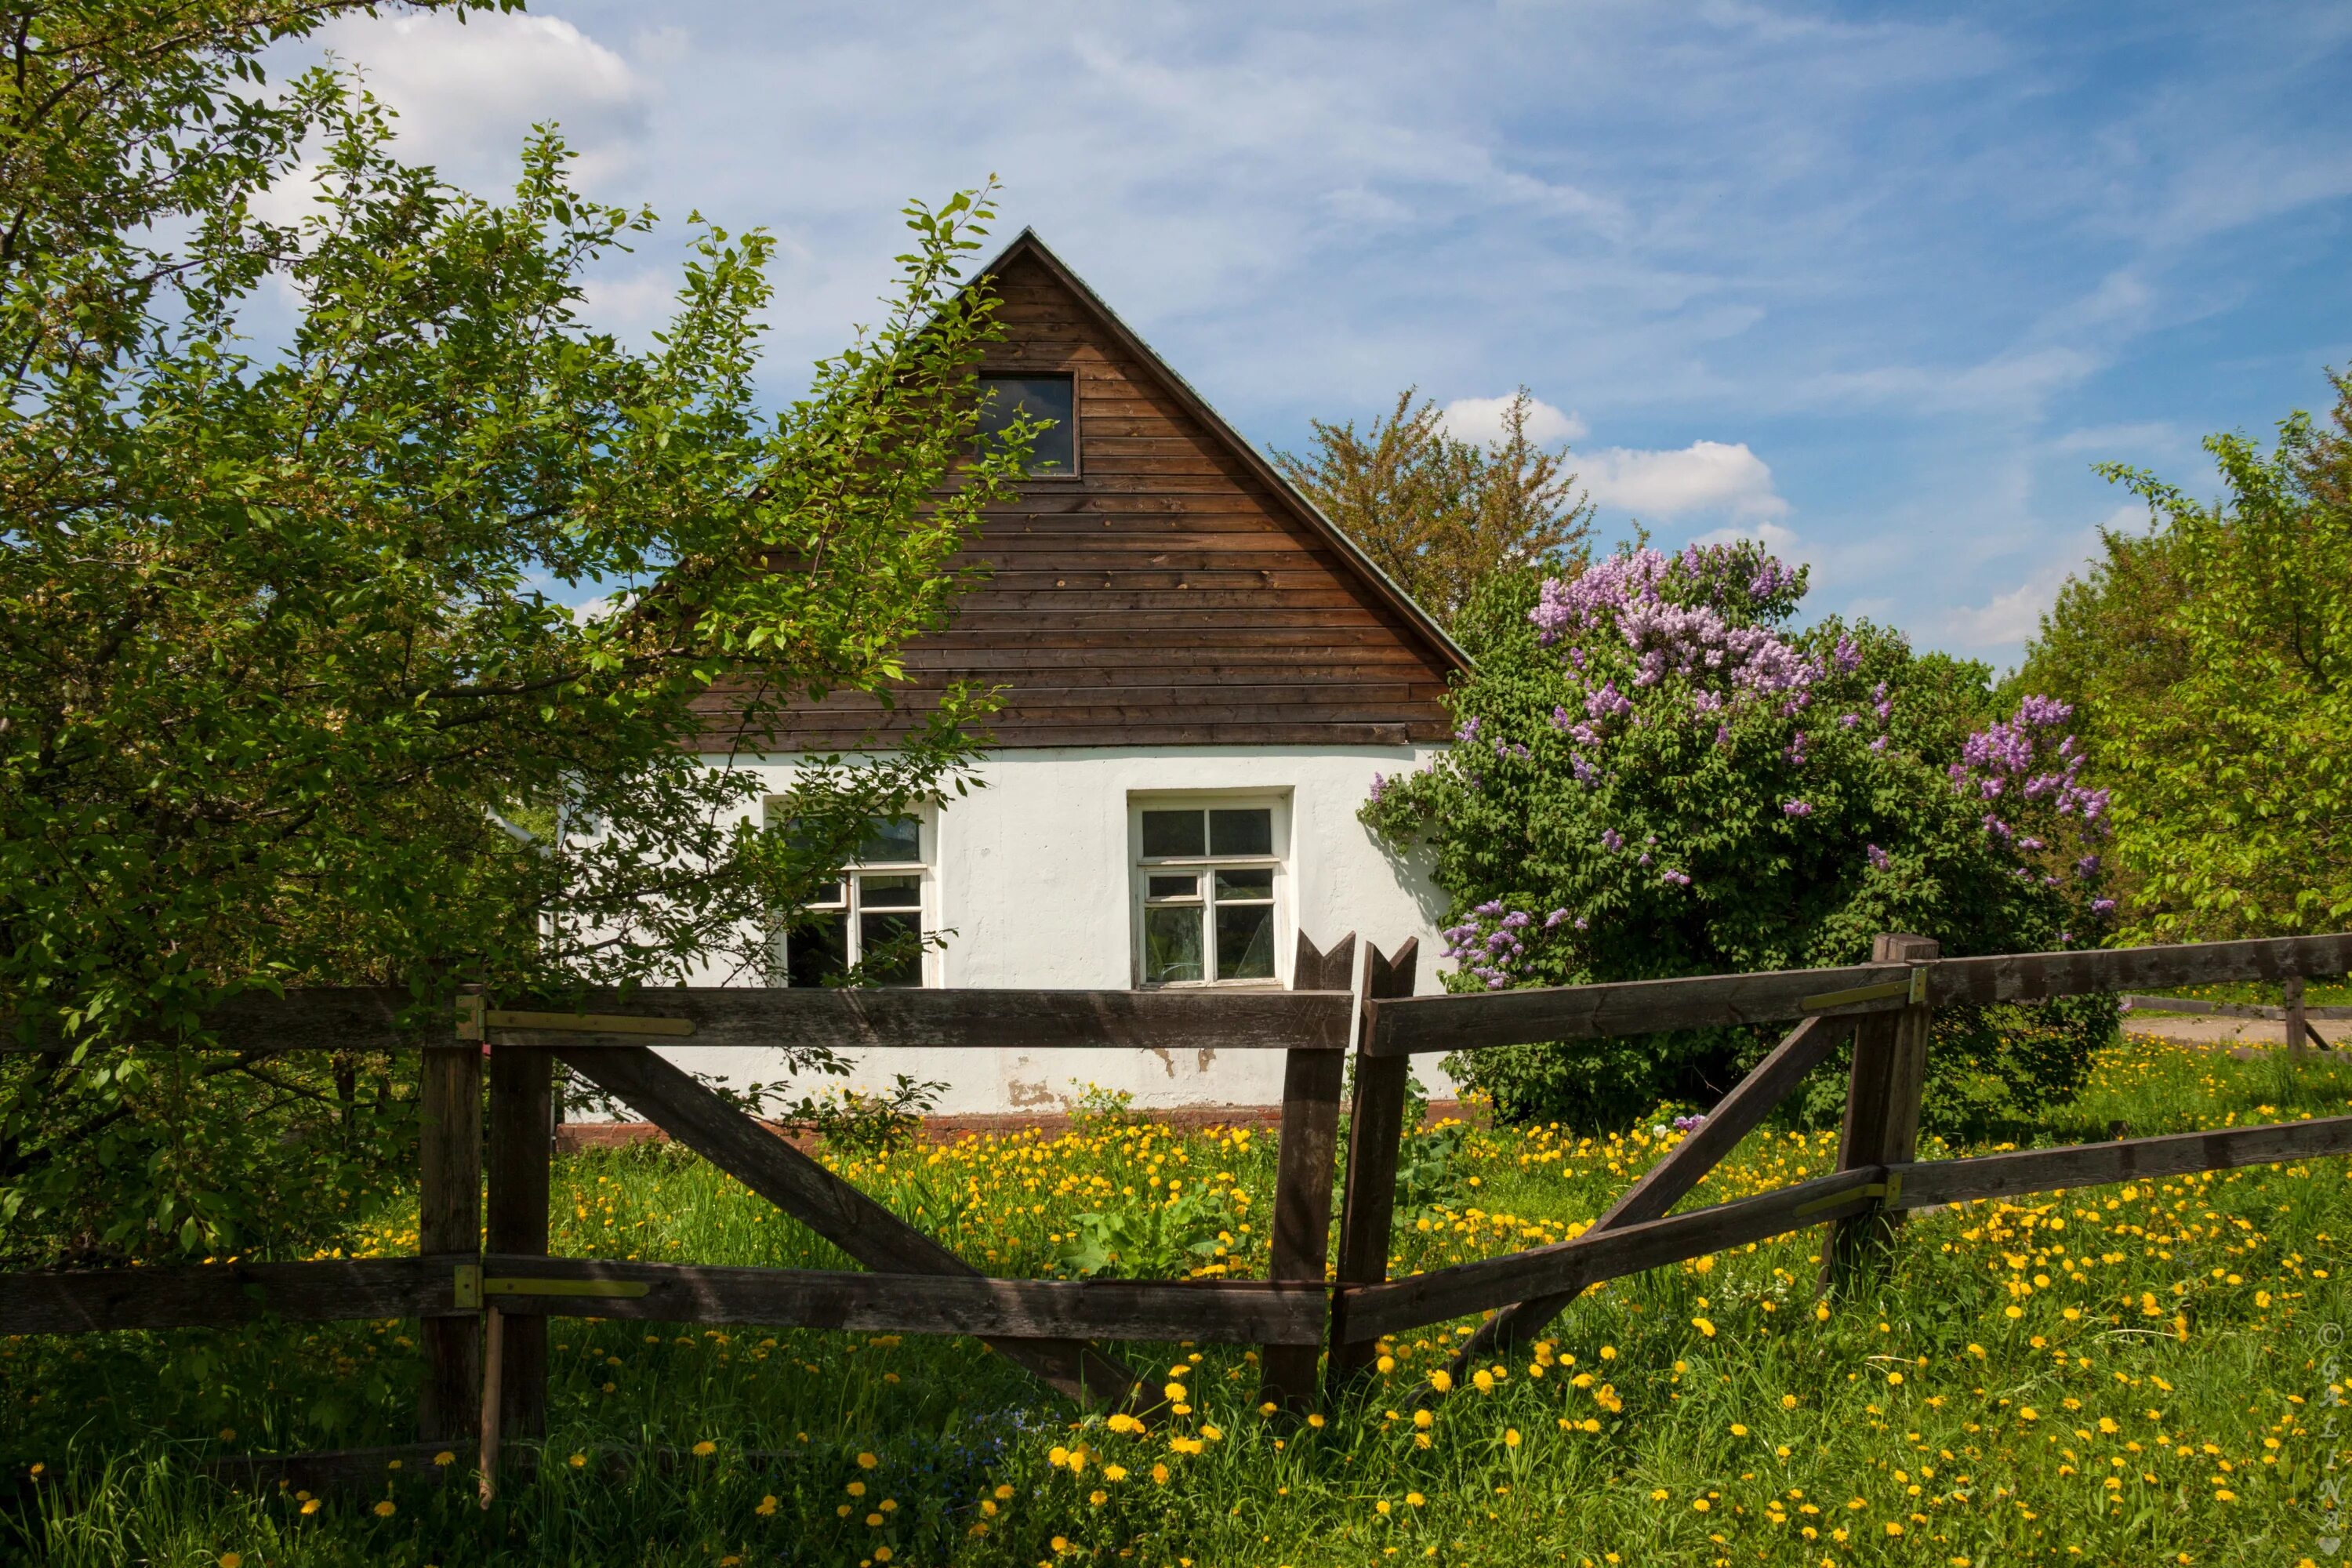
[5,927,2349,1490]
[1362,933,2352,1056]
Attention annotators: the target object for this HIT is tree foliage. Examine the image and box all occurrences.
[1366,543,2116,1133]
[2018,374,2352,942]
[0,2,1023,1261]
[1271,387,1593,626]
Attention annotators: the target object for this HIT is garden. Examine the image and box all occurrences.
[6,1025,2350,1567]
[5,6,2352,1566]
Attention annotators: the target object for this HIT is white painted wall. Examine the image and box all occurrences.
[653,744,1458,1116]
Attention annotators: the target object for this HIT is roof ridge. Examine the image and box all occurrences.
[960,229,1470,676]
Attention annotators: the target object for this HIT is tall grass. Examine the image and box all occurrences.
[5,1034,2349,1566]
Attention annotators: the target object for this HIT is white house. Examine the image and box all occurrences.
[665,232,1464,1116]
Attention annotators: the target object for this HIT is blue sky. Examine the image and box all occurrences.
[279,2,2352,671]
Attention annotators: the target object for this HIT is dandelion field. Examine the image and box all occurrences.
[5,1035,2350,1568]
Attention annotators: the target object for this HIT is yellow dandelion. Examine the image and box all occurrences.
[691,1440,717,1457]
[372,1500,395,1518]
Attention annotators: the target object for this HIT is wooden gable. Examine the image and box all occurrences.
[725,231,1466,753]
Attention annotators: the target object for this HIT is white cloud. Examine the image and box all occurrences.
[1939,517,2122,651]
[1439,393,1588,448]
[310,13,655,189]
[1581,440,1789,520]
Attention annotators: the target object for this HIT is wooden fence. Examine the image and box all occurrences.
[4,930,2349,1494]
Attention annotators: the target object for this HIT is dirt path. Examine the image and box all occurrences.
[2122,1010,2352,1054]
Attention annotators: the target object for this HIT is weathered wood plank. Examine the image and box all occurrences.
[554,1044,1143,1411]
[1337,1167,1889,1343]
[5,986,1356,1056]
[1821,935,1936,1292]
[417,1042,481,1444]
[1363,935,2352,1057]
[0,1256,463,1336]
[474,1256,1328,1344]
[1889,1114,2352,1209]
[1932,935,2352,1007]
[1432,1014,1850,1380]
[1327,939,1420,1392]
[1362,962,1908,1055]
[495,987,1353,1052]
[486,1047,552,1439]
[1259,932,1354,1411]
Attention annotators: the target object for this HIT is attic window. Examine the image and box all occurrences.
[977,374,1076,477]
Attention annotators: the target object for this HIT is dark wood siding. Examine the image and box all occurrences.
[701,244,1462,754]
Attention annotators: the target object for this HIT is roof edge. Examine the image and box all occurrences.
[964,227,1472,677]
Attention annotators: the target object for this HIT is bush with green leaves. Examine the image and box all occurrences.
[1363,542,2117,1134]
[0,5,1025,1264]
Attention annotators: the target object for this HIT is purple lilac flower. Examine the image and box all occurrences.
[1867,843,1890,871]
[1783,800,1813,818]
[1368,772,1388,804]
[1454,715,1483,743]
[2092,898,2117,915]
[1661,869,1691,887]
[1601,829,1624,852]
[1544,909,1570,929]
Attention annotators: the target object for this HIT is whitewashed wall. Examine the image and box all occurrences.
[653,744,1458,1116]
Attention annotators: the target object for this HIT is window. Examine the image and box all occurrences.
[1132,800,1285,986]
[977,374,1076,476]
[778,813,929,987]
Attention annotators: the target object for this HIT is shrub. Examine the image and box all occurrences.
[1365,543,2116,1134]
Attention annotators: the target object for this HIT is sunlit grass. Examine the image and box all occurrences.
[6,1033,2350,1566]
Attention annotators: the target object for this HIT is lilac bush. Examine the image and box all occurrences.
[1366,541,2116,1131]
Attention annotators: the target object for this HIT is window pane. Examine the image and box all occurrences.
[856,815,921,865]
[1146,873,1200,901]
[858,873,922,909]
[858,909,924,987]
[1143,904,1205,984]
[1214,867,1274,902]
[786,910,848,988]
[1214,902,1276,982]
[978,376,1076,475]
[1210,808,1272,857]
[805,880,845,909]
[1141,809,1205,858]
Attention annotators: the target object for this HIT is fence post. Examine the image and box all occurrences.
[1818,933,1936,1295]
[486,1044,553,1440]
[419,1012,485,1443]
[1258,930,1356,1414]
[1325,938,1419,1396]
[2285,973,2308,1059]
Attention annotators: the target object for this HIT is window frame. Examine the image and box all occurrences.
[767,806,936,989]
[1128,793,1290,990]
[975,369,1080,481]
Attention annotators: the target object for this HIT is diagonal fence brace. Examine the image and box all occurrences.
[556,1043,1144,1412]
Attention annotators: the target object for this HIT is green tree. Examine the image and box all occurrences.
[1272,387,1592,625]
[2031,375,2352,941]
[1366,543,2114,1133]
[0,3,1025,1261]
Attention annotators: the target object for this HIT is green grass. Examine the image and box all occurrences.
[5,1036,2350,1567]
